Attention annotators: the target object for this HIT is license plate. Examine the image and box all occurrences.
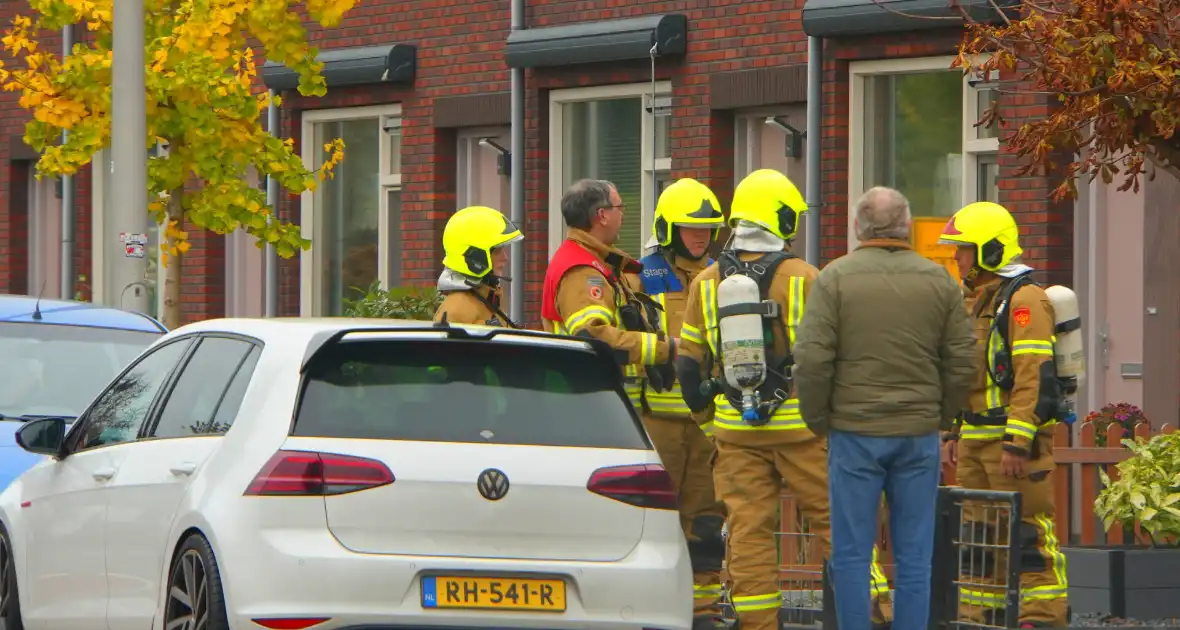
[421,575,566,612]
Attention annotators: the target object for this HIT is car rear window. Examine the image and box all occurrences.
[294,339,649,449]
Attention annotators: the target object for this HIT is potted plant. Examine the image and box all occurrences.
[1085,402,1150,447]
[1065,431,1180,620]
[342,281,442,320]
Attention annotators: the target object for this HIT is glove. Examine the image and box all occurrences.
[676,355,712,413]
[645,355,676,393]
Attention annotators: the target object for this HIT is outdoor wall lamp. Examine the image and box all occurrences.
[765,116,805,159]
[479,138,511,177]
[645,95,672,117]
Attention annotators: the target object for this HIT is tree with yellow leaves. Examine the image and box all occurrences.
[0,0,356,327]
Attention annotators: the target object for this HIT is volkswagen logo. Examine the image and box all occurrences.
[476,468,510,501]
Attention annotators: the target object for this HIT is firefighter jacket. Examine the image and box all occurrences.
[433,284,516,328]
[956,275,1057,455]
[679,251,819,447]
[636,251,712,424]
[541,229,672,406]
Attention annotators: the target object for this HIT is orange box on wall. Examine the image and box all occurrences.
[912,217,960,282]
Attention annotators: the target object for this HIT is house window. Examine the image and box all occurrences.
[457,127,511,212]
[735,106,809,259]
[300,105,402,316]
[849,57,1001,274]
[548,82,672,259]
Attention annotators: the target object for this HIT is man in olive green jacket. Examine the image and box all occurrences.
[793,186,976,630]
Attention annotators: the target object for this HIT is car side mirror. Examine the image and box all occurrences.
[15,417,67,457]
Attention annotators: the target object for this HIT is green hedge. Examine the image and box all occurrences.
[342,281,443,320]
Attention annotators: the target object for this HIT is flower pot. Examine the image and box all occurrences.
[1065,546,1180,619]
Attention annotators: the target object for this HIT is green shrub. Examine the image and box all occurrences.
[1095,431,1180,545]
[342,281,443,320]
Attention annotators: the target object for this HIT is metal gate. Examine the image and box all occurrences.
[730,486,1025,629]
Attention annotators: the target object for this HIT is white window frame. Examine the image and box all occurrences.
[547,81,672,257]
[457,126,511,210]
[299,104,402,316]
[847,56,1000,250]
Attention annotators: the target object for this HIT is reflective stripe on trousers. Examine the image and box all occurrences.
[959,514,1068,607]
[624,364,643,409]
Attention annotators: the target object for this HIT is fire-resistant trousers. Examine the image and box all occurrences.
[713,437,893,630]
[955,436,1068,627]
[642,415,726,616]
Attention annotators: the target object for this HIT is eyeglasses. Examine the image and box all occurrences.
[600,204,626,214]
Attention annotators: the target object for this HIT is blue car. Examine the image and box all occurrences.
[0,295,165,489]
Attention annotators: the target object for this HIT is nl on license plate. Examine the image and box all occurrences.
[421,575,567,612]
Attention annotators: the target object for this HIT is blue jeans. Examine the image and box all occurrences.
[828,429,941,630]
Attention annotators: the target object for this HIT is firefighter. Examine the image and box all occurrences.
[434,205,523,327]
[938,201,1069,628]
[675,169,893,630]
[541,178,676,398]
[637,177,728,629]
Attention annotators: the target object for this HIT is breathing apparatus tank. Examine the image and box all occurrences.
[1045,285,1085,424]
[716,273,768,424]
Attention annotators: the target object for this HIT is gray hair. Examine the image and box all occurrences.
[855,186,912,241]
[561,179,615,230]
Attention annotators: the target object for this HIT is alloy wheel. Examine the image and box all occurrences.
[165,549,208,630]
[0,535,12,629]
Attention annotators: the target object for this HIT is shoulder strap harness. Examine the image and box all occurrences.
[986,271,1037,391]
[714,249,797,423]
[470,289,519,329]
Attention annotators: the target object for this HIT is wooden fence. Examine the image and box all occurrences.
[774,420,1175,585]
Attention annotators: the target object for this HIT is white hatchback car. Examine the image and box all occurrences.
[0,318,692,630]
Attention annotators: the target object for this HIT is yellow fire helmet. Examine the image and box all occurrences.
[938,201,1023,272]
[441,205,523,279]
[652,177,725,247]
[729,168,807,240]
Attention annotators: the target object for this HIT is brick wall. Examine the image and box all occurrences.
[274,0,816,325]
[3,2,1068,323]
[821,30,1069,284]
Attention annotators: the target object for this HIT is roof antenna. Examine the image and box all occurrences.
[434,311,450,328]
[32,278,45,321]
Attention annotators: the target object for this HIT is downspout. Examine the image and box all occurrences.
[265,90,279,317]
[60,23,74,298]
[508,0,525,322]
[804,36,822,268]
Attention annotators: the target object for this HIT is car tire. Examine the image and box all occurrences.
[0,525,23,630]
[163,533,229,630]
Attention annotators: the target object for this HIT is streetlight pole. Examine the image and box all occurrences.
[59,23,74,299]
[110,0,150,312]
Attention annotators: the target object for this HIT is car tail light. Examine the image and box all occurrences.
[587,464,677,510]
[244,450,394,496]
